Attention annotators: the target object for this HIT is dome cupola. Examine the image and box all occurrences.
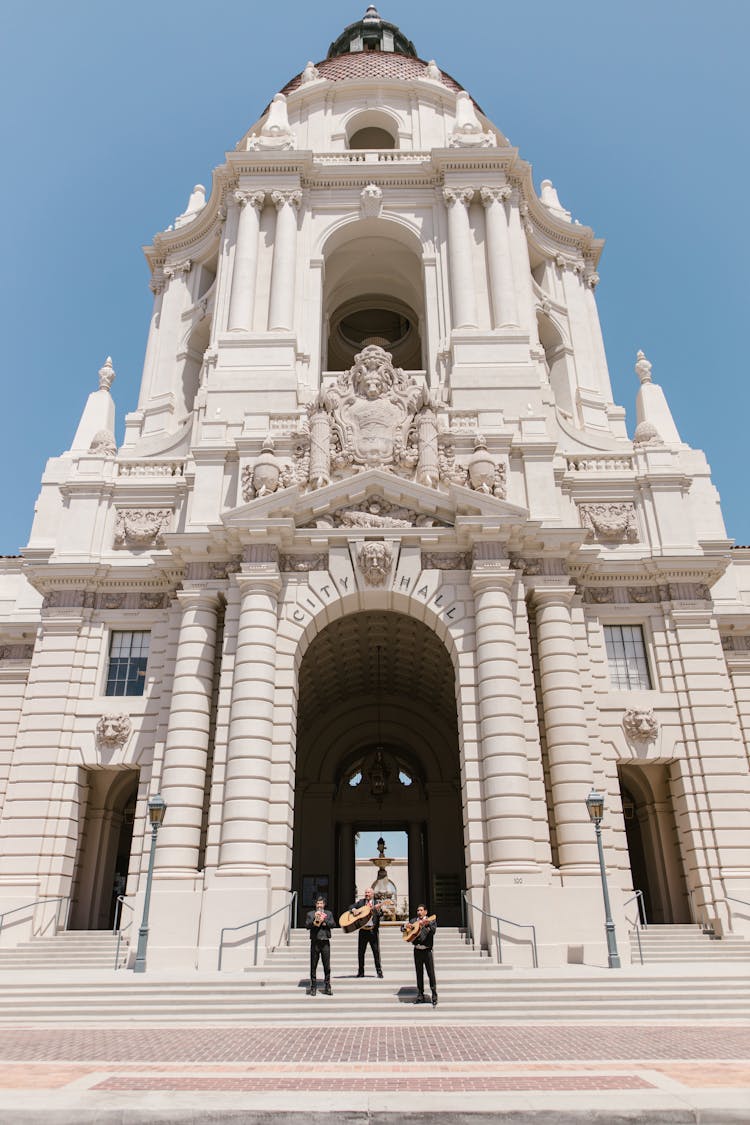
[327,6,417,59]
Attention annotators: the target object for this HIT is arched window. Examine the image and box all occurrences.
[349,125,396,150]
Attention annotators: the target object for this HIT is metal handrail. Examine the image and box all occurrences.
[113,896,134,970]
[623,891,647,965]
[461,891,538,968]
[624,889,648,928]
[0,896,69,942]
[726,895,750,932]
[218,892,297,971]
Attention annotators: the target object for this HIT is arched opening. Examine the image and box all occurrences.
[292,610,464,927]
[346,112,399,150]
[179,314,211,419]
[69,769,139,930]
[537,311,576,422]
[323,220,425,373]
[618,763,690,925]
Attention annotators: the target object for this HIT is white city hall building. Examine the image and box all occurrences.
[1,7,749,971]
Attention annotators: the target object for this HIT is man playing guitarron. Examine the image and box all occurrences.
[349,886,385,978]
[402,903,437,1007]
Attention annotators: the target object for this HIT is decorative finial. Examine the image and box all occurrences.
[98,356,115,391]
[425,59,441,80]
[301,60,320,84]
[635,349,653,384]
[364,5,381,21]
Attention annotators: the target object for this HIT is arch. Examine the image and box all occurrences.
[537,309,576,420]
[322,218,427,373]
[69,768,139,930]
[289,607,466,927]
[344,107,402,150]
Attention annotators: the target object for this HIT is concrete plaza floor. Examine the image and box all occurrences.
[0,1022,748,1123]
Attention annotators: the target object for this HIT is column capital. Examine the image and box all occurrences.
[528,580,577,607]
[233,567,281,596]
[271,189,302,211]
[174,586,222,611]
[234,189,266,210]
[163,259,192,280]
[480,185,512,207]
[443,186,474,208]
[470,559,515,593]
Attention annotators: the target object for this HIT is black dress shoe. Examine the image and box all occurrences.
[309,987,317,996]
[356,971,364,977]
[431,994,438,1007]
[324,983,333,995]
[414,994,425,1004]
[377,970,383,978]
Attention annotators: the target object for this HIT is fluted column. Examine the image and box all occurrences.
[470,559,537,871]
[218,555,281,869]
[443,187,478,329]
[480,186,519,328]
[268,189,302,331]
[156,589,220,872]
[531,584,598,872]
[408,822,425,912]
[227,190,265,331]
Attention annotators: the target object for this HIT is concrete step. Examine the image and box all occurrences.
[628,924,750,963]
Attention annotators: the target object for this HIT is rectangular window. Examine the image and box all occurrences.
[604,625,652,691]
[105,631,150,696]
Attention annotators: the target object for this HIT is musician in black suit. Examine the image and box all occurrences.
[349,886,384,978]
[403,903,437,1007]
[305,896,335,995]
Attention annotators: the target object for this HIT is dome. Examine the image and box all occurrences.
[281,51,466,98]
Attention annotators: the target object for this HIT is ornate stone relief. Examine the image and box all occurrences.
[622,708,659,743]
[722,635,750,652]
[628,587,657,604]
[114,509,172,548]
[101,593,126,610]
[587,586,615,604]
[579,503,638,544]
[139,592,169,610]
[466,436,507,498]
[280,554,328,572]
[421,552,471,571]
[633,421,664,447]
[360,183,383,218]
[0,644,34,661]
[95,713,132,750]
[657,582,712,602]
[88,430,117,456]
[240,439,297,501]
[510,556,543,576]
[305,496,445,530]
[356,541,394,586]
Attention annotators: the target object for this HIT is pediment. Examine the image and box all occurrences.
[222,468,529,533]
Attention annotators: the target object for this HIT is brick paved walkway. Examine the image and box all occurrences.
[0,1024,747,1120]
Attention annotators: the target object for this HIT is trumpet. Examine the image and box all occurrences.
[313,910,326,927]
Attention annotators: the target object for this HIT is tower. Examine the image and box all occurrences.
[1,7,748,969]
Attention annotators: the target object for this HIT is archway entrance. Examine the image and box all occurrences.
[70,769,139,930]
[618,763,690,924]
[292,610,464,926]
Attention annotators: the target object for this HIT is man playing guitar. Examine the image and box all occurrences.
[349,886,385,979]
[305,896,335,996]
[402,903,438,1007]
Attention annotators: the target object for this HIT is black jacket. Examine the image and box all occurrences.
[404,916,436,950]
[305,908,335,941]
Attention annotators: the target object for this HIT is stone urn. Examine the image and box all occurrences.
[467,436,495,493]
[252,440,281,497]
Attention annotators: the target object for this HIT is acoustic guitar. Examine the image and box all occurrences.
[402,914,437,943]
[338,899,394,933]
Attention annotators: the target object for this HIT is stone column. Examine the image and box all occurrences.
[416,407,439,487]
[530,584,598,873]
[136,274,165,408]
[339,822,355,907]
[408,821,425,913]
[307,404,331,489]
[218,551,281,870]
[480,186,519,328]
[227,190,265,331]
[443,187,478,329]
[470,557,537,872]
[268,190,302,331]
[156,589,221,872]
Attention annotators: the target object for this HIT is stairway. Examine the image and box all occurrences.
[0,930,128,972]
[629,923,750,963]
[1,927,749,1025]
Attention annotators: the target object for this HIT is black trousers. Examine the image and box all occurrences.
[357,928,381,973]
[310,940,331,984]
[413,948,436,995]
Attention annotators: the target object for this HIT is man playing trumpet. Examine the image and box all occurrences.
[306,896,335,996]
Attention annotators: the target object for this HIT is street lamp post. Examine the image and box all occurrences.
[585,788,621,969]
[133,793,167,974]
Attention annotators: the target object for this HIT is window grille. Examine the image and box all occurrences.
[604,625,652,691]
[105,631,150,696]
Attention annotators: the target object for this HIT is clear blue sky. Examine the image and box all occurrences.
[1,1,748,552]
